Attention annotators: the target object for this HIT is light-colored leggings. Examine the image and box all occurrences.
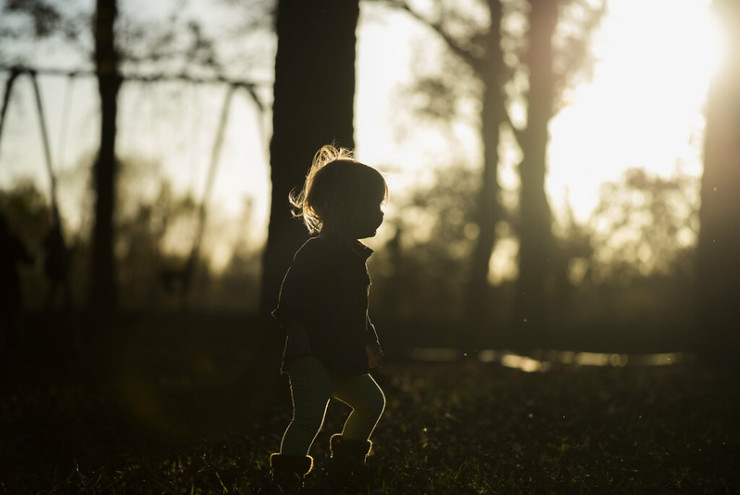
[280,356,386,456]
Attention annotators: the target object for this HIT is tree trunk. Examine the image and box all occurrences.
[695,0,740,361]
[515,0,558,342]
[91,0,121,316]
[466,0,505,330]
[260,0,359,315]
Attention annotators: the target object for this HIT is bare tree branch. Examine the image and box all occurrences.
[498,93,526,148]
[373,0,481,70]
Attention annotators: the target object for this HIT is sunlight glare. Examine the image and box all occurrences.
[500,353,551,373]
[548,0,721,222]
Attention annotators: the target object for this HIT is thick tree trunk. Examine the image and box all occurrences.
[91,0,120,316]
[466,0,505,330]
[516,0,557,341]
[695,0,740,361]
[260,0,359,315]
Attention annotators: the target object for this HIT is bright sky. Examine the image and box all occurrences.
[546,0,721,222]
[358,0,721,221]
[0,0,723,270]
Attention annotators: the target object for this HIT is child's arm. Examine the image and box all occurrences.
[272,242,319,362]
[283,320,312,361]
[365,315,383,369]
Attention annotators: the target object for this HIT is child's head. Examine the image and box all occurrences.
[291,145,388,238]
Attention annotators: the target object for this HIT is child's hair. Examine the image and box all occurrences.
[290,145,388,234]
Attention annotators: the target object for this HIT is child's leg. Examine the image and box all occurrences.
[279,357,334,456]
[332,373,385,441]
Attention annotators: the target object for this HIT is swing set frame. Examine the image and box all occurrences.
[0,64,268,302]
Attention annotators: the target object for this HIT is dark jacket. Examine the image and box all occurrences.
[272,234,382,375]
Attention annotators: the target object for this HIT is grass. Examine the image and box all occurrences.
[1,318,738,493]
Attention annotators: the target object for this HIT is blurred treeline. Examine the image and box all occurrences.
[1,157,698,350]
[1,160,263,312]
[1,0,738,355]
[369,166,698,346]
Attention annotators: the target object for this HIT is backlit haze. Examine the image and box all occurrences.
[0,0,722,272]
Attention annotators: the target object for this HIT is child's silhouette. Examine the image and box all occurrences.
[269,145,387,490]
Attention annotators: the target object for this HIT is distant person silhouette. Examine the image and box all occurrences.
[268,145,387,491]
[0,212,34,353]
[41,209,80,352]
[43,209,71,312]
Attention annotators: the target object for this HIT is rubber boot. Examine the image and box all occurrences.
[269,453,313,494]
[328,434,373,483]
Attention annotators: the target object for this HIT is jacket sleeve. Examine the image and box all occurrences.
[271,242,319,328]
[365,313,383,354]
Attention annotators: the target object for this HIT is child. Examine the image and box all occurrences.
[269,145,387,489]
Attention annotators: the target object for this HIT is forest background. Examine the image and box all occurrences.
[1,0,739,357]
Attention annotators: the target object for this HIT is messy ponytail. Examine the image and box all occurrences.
[290,145,387,234]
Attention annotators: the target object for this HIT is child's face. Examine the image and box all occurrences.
[348,200,384,239]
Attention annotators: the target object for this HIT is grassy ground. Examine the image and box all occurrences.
[1,318,738,493]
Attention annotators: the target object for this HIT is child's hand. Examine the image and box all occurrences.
[366,343,383,370]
